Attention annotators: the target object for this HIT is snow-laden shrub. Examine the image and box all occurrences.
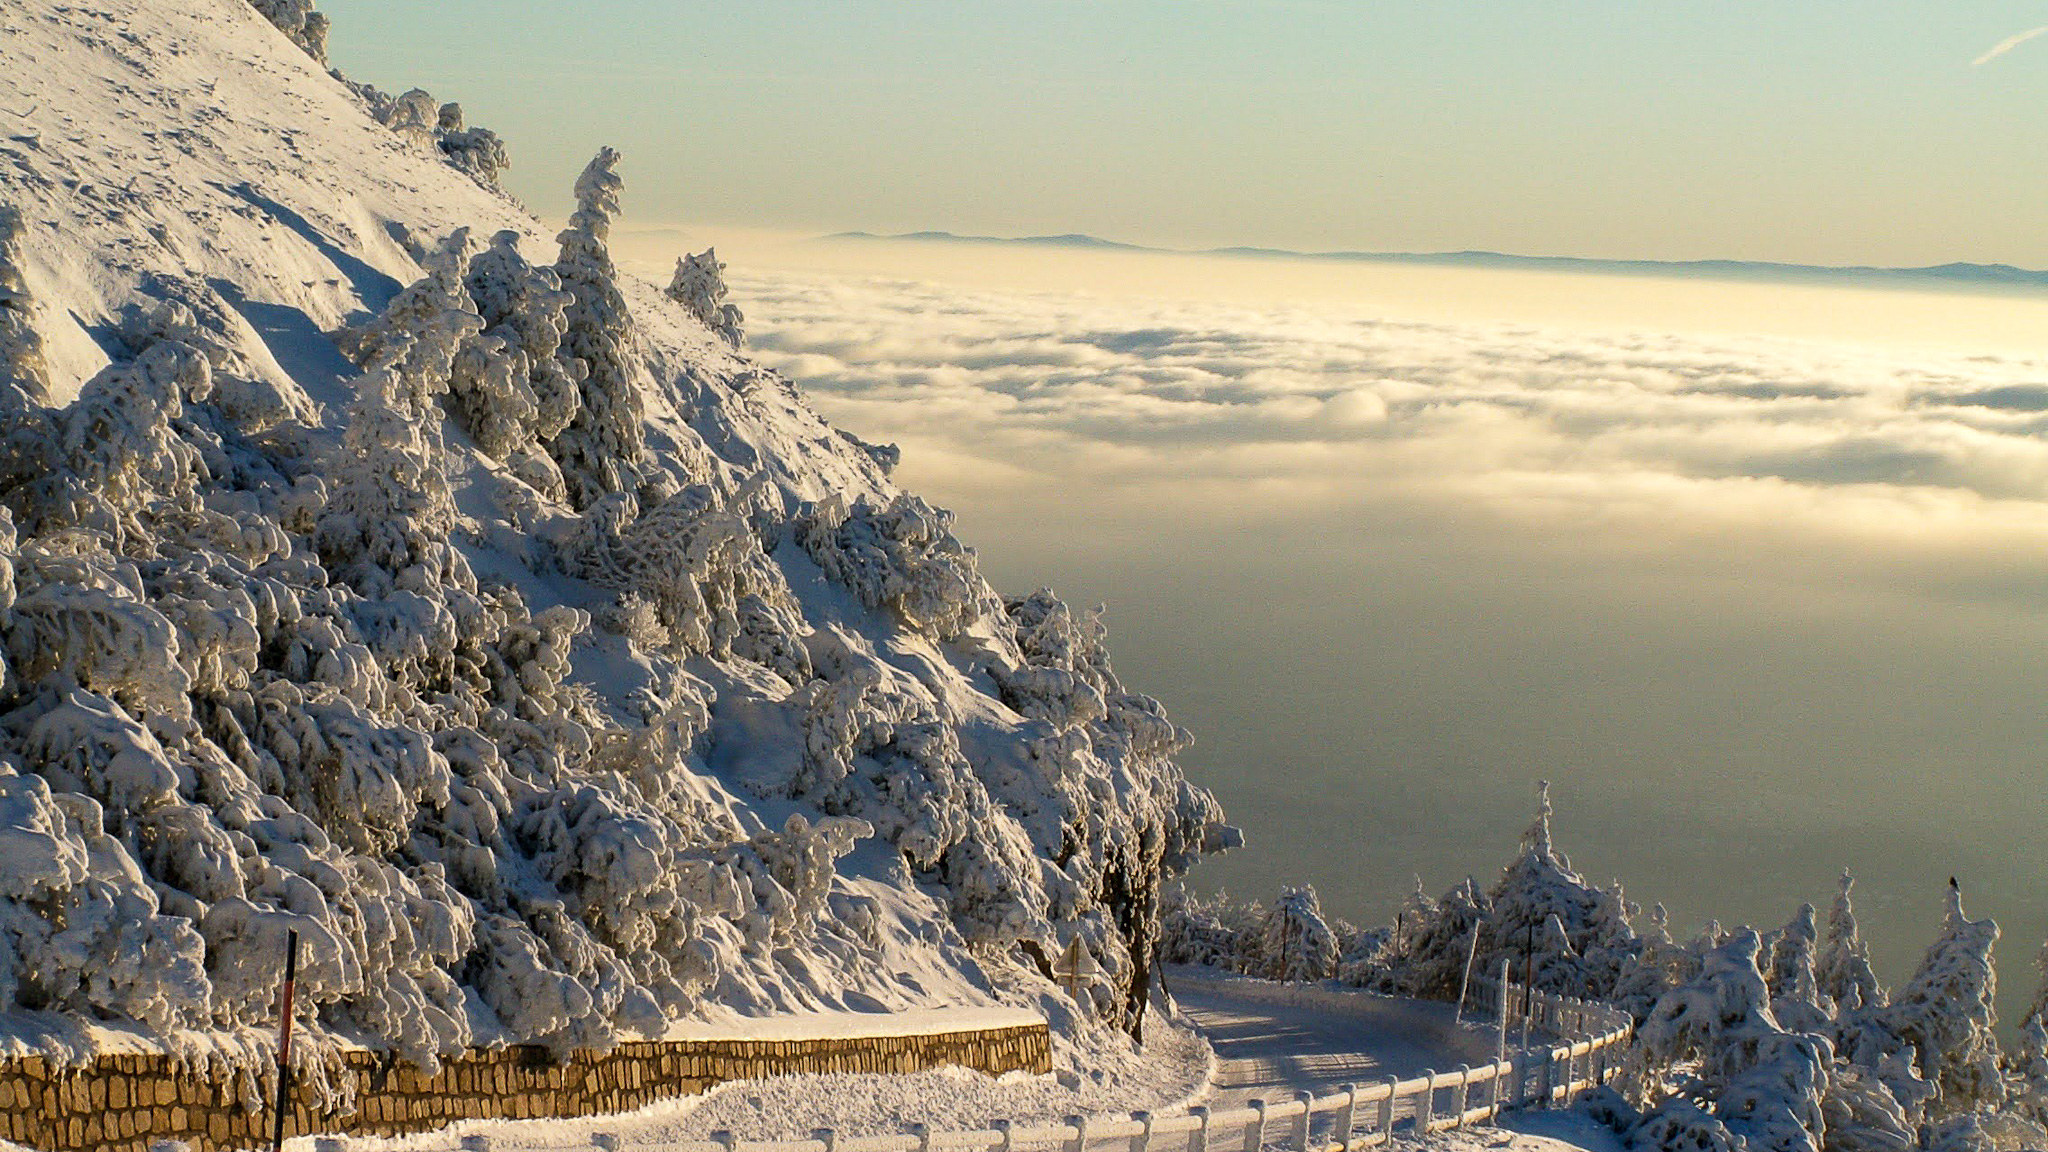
[460,230,584,501]
[801,493,996,640]
[562,483,810,681]
[0,206,50,406]
[1257,885,1339,983]
[1387,876,1487,999]
[667,249,745,350]
[552,148,648,507]
[247,0,329,64]
[1159,885,1240,969]
[349,86,510,191]
[433,104,512,189]
[1635,931,1834,1152]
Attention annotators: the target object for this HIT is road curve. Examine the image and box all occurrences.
[1165,966,1508,1111]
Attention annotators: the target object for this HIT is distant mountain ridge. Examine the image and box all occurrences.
[826,231,2048,292]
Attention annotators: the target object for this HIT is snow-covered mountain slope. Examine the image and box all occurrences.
[0,0,1230,1077]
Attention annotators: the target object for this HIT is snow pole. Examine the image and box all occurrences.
[1495,958,1510,1068]
[1452,923,1481,1026]
[272,928,300,1152]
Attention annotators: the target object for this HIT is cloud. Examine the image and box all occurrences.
[732,267,2048,562]
[1972,25,2048,66]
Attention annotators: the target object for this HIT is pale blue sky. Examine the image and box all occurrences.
[325,1,2048,265]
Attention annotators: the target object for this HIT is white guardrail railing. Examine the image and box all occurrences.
[329,971,1635,1152]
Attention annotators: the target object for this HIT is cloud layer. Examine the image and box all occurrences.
[735,267,2048,587]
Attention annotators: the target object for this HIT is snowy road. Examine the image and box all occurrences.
[1167,966,1506,1111]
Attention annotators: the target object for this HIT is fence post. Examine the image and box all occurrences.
[713,1132,737,1152]
[1291,1091,1313,1151]
[1248,1098,1269,1152]
[916,1122,936,1152]
[1190,1105,1212,1152]
[1133,1111,1154,1152]
[997,1119,1015,1152]
[814,1128,838,1152]
[1414,1070,1435,1133]
[1062,1117,1084,1152]
[1377,1076,1398,1140]
[1335,1084,1357,1152]
[1452,1066,1471,1127]
[593,1136,620,1152]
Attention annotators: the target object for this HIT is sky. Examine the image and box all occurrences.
[323,1,2048,267]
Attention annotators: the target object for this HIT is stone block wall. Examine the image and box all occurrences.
[0,1022,1052,1152]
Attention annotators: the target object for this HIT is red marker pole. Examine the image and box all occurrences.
[272,928,300,1152]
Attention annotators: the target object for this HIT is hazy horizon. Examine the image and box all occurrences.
[326,1,2048,269]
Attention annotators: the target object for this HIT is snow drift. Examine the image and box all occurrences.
[0,0,1230,1085]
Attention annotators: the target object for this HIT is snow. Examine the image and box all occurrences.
[0,0,1230,1098]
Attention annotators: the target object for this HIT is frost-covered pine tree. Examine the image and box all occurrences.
[1479,781,1637,999]
[551,148,648,507]
[1818,870,1887,1016]
[667,248,745,350]
[0,207,50,405]
[1883,881,2004,1119]
[1767,903,1831,1034]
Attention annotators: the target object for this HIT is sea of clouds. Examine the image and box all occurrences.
[732,266,2048,595]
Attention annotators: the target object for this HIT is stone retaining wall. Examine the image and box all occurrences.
[2,1022,1052,1152]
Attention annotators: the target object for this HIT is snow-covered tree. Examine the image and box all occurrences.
[1257,885,1340,983]
[1392,877,1488,999]
[1634,931,1834,1152]
[248,0,330,64]
[551,148,649,506]
[667,248,745,349]
[1883,882,2004,1119]
[1818,870,1887,1016]
[434,103,511,189]
[1477,781,1638,999]
[1768,903,1831,1034]
[457,229,584,502]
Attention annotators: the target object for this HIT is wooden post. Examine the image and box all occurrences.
[1376,1077,1397,1140]
[271,928,299,1152]
[1132,1111,1153,1152]
[1452,1066,1471,1128]
[1335,1084,1357,1152]
[1247,1098,1268,1152]
[1291,1091,1312,1152]
[1453,927,1482,1026]
[1061,1117,1083,1152]
[1190,1105,1211,1152]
